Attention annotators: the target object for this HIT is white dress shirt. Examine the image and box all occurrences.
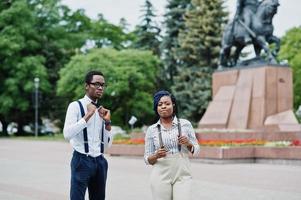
[144,117,200,165]
[63,95,111,157]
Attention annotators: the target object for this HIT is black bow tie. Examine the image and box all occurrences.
[91,102,98,107]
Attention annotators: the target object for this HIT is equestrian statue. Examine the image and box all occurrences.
[219,0,280,68]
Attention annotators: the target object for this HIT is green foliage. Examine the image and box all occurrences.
[178,0,228,68]
[0,0,135,135]
[279,27,301,109]
[132,0,161,56]
[113,133,130,140]
[89,15,135,49]
[57,48,161,127]
[172,0,228,121]
[172,67,212,120]
[0,0,51,134]
[161,0,191,86]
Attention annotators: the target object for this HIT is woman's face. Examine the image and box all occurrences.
[157,96,174,118]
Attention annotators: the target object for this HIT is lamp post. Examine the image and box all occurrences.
[34,77,40,137]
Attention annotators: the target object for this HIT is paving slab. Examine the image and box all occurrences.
[0,139,301,200]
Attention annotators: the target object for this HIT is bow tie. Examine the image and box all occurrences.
[91,102,99,107]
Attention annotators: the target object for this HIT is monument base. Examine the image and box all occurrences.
[199,65,301,132]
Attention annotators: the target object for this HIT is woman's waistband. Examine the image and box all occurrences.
[164,152,188,158]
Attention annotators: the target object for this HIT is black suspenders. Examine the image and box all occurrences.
[77,101,89,153]
[77,100,105,154]
[100,120,105,153]
[177,117,182,152]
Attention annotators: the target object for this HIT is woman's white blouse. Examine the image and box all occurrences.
[144,117,200,165]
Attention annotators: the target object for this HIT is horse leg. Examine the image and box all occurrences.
[233,45,244,66]
[253,41,262,58]
[267,35,280,57]
[219,45,231,68]
[256,36,277,64]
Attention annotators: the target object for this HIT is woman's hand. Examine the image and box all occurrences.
[178,135,190,146]
[148,147,167,165]
[178,135,194,153]
[155,147,167,159]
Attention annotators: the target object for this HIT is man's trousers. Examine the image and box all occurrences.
[70,151,108,200]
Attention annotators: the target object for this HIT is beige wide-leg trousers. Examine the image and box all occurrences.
[150,153,192,200]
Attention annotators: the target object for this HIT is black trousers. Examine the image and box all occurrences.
[70,151,108,200]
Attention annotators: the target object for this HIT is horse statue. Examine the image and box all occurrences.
[219,0,280,68]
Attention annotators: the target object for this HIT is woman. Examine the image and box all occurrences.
[144,90,200,200]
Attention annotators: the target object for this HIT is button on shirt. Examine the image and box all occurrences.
[63,95,111,157]
[144,117,200,165]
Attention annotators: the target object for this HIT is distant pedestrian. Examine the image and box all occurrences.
[144,90,200,200]
[63,70,112,200]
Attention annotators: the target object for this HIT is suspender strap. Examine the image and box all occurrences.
[177,118,182,152]
[157,117,182,152]
[100,120,104,153]
[156,124,164,148]
[77,101,89,153]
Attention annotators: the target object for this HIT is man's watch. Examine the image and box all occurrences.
[104,120,111,126]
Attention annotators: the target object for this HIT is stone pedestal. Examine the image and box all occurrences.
[199,65,301,131]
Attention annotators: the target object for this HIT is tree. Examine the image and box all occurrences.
[160,0,191,86]
[279,27,301,110]
[0,0,139,135]
[57,48,161,127]
[89,15,135,50]
[0,0,50,135]
[172,0,228,121]
[132,0,161,56]
[37,4,135,125]
[178,0,227,68]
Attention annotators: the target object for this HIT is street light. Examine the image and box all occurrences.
[34,77,40,137]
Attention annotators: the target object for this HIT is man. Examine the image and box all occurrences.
[234,0,260,43]
[63,70,112,200]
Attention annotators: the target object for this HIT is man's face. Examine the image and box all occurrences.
[86,75,105,100]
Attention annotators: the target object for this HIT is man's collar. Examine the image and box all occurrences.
[84,95,98,104]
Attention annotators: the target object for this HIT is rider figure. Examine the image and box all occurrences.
[234,0,260,43]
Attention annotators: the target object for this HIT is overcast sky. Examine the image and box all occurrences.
[61,0,300,37]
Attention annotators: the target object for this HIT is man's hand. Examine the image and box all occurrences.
[87,103,97,114]
[98,107,111,131]
[84,103,97,122]
[98,107,111,122]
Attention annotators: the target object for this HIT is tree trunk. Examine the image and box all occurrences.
[0,115,8,136]
[16,117,25,136]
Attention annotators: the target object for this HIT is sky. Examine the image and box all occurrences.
[61,0,301,37]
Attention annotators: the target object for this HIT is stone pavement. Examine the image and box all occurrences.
[0,139,301,200]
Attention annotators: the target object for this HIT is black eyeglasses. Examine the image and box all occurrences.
[89,82,107,88]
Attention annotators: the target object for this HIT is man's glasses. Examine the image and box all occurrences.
[89,82,107,88]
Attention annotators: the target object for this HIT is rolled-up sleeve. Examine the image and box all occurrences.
[185,121,200,157]
[104,128,112,147]
[144,127,155,165]
[63,102,87,141]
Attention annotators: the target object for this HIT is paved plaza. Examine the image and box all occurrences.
[0,139,301,200]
